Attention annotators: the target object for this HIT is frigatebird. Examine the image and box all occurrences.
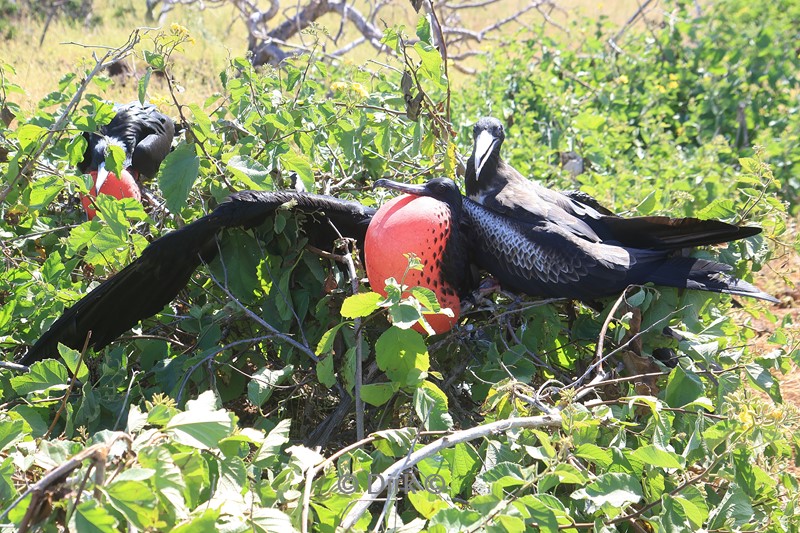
[466,117,762,250]
[21,178,777,365]
[78,102,175,218]
[373,178,778,304]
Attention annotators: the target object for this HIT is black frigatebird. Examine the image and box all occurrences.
[78,102,176,218]
[21,179,777,366]
[465,117,762,250]
[375,177,777,304]
[21,191,374,365]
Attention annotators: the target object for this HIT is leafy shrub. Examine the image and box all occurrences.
[1,3,798,531]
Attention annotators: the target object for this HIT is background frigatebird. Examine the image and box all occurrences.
[78,101,175,218]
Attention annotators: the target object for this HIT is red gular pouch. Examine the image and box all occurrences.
[80,168,142,219]
[365,194,461,335]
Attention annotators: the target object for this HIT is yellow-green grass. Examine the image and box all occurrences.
[1,0,638,113]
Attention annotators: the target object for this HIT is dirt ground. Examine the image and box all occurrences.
[746,218,800,475]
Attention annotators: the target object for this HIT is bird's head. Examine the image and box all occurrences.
[374,177,463,218]
[471,117,505,180]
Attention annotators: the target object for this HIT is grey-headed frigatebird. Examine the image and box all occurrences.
[466,117,762,250]
[79,101,175,218]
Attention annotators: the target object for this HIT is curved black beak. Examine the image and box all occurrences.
[374,178,429,197]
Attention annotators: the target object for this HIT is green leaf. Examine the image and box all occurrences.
[227,155,271,189]
[105,143,125,178]
[144,50,165,70]
[375,326,429,387]
[316,355,336,388]
[697,198,737,220]
[574,112,606,130]
[361,382,397,406]
[250,508,294,533]
[340,292,382,318]
[172,508,220,533]
[159,143,200,213]
[744,362,781,402]
[316,322,349,355]
[279,149,314,193]
[103,480,159,530]
[27,174,63,210]
[11,360,69,395]
[165,406,234,449]
[58,344,89,382]
[630,445,684,469]
[248,365,294,408]
[0,419,24,452]
[413,381,453,430]
[137,69,151,104]
[571,473,643,518]
[72,500,119,533]
[444,442,480,497]
[253,419,291,468]
[664,366,705,408]
[416,14,432,45]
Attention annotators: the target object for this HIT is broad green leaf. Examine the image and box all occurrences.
[159,143,200,213]
[316,322,349,355]
[361,382,397,406]
[248,365,294,408]
[574,112,606,130]
[105,143,125,178]
[744,362,781,402]
[72,500,118,533]
[172,508,220,533]
[137,68,151,104]
[279,149,314,192]
[0,420,24,452]
[664,366,705,407]
[408,488,449,519]
[413,381,452,430]
[103,480,159,530]
[316,354,336,387]
[571,473,643,518]
[340,292,382,318]
[375,326,429,387]
[630,445,684,469]
[250,508,294,533]
[253,418,291,468]
[227,155,271,189]
[165,409,234,449]
[11,360,69,395]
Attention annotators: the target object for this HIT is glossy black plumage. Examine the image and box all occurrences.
[465,116,762,250]
[78,101,175,181]
[21,191,374,365]
[460,194,778,303]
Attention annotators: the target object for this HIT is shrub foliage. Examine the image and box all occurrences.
[1,1,799,531]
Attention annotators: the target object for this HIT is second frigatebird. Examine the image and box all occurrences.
[465,117,762,250]
[78,101,175,218]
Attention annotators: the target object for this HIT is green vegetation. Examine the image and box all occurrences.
[1,1,799,531]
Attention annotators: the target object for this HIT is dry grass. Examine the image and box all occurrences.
[1,0,642,112]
